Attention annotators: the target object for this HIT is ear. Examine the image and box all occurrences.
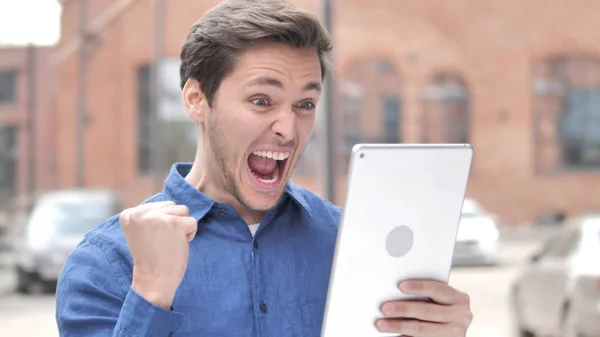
[182,78,207,123]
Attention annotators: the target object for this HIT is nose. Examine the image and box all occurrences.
[271,108,297,143]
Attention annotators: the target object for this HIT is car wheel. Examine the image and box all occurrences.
[513,320,535,337]
[561,303,581,337]
[16,267,48,294]
[16,267,32,294]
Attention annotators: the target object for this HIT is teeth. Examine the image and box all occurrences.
[252,151,290,161]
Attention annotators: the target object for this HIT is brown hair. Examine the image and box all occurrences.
[179,0,333,106]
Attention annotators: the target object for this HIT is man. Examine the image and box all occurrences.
[56,0,473,336]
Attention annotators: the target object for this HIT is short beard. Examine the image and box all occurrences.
[206,111,271,213]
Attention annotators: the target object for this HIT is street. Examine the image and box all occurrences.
[0,242,538,337]
[0,293,57,337]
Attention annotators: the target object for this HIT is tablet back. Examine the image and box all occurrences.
[321,144,473,337]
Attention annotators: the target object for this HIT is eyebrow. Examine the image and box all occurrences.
[244,76,321,93]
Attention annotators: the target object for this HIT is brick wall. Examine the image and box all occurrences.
[52,0,600,224]
[0,46,58,201]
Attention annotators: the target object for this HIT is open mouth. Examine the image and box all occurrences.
[247,150,290,186]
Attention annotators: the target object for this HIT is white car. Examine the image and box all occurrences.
[452,199,500,266]
[12,189,119,293]
[510,215,600,337]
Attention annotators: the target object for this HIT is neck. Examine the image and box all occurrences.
[185,147,267,225]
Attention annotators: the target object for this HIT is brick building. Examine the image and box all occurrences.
[0,46,58,208]
[52,0,600,225]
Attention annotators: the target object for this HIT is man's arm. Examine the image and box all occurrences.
[55,237,184,337]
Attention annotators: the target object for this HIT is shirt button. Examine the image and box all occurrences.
[259,301,268,313]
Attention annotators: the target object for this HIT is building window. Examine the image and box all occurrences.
[0,69,17,104]
[334,81,366,174]
[380,95,401,143]
[421,73,470,143]
[156,59,198,169]
[340,81,364,153]
[137,65,152,174]
[0,125,17,195]
[533,57,600,172]
[341,58,403,142]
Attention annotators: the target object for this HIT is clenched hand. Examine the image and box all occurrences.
[119,201,197,309]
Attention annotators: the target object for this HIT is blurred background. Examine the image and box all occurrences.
[1,0,600,336]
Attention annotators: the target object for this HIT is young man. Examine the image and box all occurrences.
[56,0,473,336]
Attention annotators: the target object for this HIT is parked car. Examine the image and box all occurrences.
[510,214,600,337]
[12,189,119,293]
[452,198,500,266]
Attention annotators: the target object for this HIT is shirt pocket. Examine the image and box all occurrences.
[301,298,327,337]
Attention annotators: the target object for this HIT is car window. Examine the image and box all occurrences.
[538,229,581,260]
[27,198,115,236]
[52,202,113,235]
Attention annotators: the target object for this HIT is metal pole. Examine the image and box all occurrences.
[321,0,336,203]
[76,0,88,187]
[151,0,165,192]
[26,44,36,198]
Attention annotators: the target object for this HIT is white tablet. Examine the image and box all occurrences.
[321,143,473,337]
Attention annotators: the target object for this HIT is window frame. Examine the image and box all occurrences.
[532,56,600,174]
[0,69,18,105]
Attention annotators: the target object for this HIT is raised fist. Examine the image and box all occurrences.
[119,201,197,309]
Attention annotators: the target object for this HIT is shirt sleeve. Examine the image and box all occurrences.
[56,238,184,337]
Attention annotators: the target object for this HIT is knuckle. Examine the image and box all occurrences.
[464,307,474,324]
[415,320,426,336]
[398,302,412,316]
[119,209,131,224]
[451,324,467,336]
[131,208,146,222]
[177,206,190,217]
[424,303,437,319]
[166,215,179,226]
[463,293,471,306]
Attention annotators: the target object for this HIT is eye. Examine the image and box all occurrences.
[297,101,315,110]
[250,98,270,107]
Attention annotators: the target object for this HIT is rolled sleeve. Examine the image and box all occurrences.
[115,287,184,337]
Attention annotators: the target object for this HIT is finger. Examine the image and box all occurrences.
[179,217,198,242]
[380,300,458,323]
[399,280,463,305]
[376,319,460,337]
[120,201,175,223]
[161,205,190,217]
[136,201,176,212]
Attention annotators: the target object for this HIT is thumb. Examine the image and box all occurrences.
[181,217,198,242]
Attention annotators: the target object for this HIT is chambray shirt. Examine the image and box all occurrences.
[56,163,341,337]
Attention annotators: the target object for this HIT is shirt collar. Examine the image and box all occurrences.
[162,163,215,222]
[162,163,313,221]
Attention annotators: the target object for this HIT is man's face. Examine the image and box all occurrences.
[196,42,322,212]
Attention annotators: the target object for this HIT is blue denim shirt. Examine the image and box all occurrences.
[56,163,341,337]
